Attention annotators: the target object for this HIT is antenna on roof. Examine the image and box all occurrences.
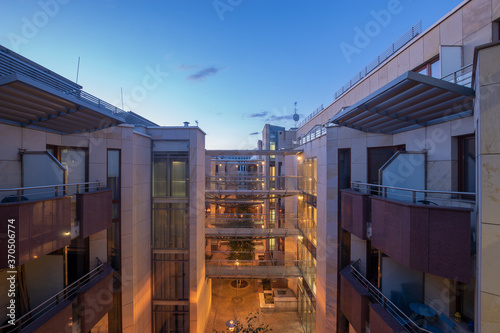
[76,56,80,84]
[293,101,300,125]
[121,87,124,110]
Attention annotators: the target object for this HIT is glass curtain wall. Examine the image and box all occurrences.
[297,156,317,333]
[298,157,317,195]
[298,279,316,333]
[152,143,190,333]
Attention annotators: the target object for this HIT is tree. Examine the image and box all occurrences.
[213,312,272,333]
[226,204,255,260]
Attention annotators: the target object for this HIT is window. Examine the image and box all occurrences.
[153,153,188,197]
[269,238,275,251]
[415,57,440,78]
[152,203,189,249]
[47,146,89,184]
[458,135,475,194]
[367,145,405,185]
[107,149,122,332]
[338,149,351,190]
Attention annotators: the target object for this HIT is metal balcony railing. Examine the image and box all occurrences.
[441,64,473,88]
[206,175,302,192]
[298,178,317,196]
[350,182,475,208]
[0,181,103,203]
[206,213,299,229]
[346,261,432,333]
[207,251,298,262]
[206,259,302,278]
[0,262,108,333]
[0,49,126,116]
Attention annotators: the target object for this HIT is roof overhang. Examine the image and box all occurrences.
[330,71,474,134]
[0,73,124,134]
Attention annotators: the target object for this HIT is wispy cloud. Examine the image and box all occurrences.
[178,64,198,71]
[249,132,259,135]
[266,115,295,121]
[247,111,269,118]
[186,67,220,81]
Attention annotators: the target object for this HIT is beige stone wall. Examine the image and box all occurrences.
[88,125,152,333]
[298,0,494,137]
[475,42,500,332]
[189,129,211,333]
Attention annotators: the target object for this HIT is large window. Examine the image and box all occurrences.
[153,305,189,333]
[152,203,189,249]
[152,254,189,300]
[153,153,188,197]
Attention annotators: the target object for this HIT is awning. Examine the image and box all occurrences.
[330,71,474,134]
[0,73,124,134]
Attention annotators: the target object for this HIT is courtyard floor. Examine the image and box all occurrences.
[205,278,305,333]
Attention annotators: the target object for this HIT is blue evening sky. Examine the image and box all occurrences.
[0,0,463,149]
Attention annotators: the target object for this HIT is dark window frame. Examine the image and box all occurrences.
[414,56,440,77]
[457,134,475,197]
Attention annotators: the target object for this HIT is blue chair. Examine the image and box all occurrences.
[424,313,455,333]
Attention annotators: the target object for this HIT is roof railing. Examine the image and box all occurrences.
[334,21,422,101]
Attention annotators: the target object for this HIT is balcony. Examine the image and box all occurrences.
[206,259,302,278]
[340,266,370,333]
[206,175,302,197]
[206,213,300,238]
[340,189,370,240]
[0,262,114,333]
[342,262,433,333]
[350,182,474,283]
[0,182,111,269]
[77,189,113,238]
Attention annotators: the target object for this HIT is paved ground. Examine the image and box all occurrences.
[206,278,305,333]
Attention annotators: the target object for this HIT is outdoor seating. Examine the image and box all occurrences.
[424,313,455,333]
